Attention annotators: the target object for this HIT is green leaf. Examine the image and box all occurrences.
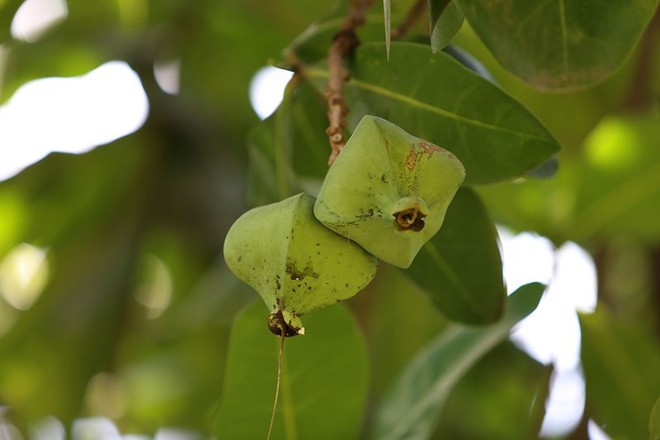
[427,0,452,27]
[370,282,544,440]
[430,1,464,53]
[443,44,494,82]
[363,267,450,401]
[214,301,369,440]
[404,187,505,323]
[526,155,559,179]
[580,308,660,440]
[456,0,660,90]
[434,343,551,439]
[651,397,660,440]
[304,42,560,184]
[286,1,417,64]
[247,76,330,205]
[246,112,298,206]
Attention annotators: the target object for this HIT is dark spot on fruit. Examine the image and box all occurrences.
[286,261,319,281]
[356,208,374,219]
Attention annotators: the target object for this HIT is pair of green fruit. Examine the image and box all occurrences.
[224,115,465,335]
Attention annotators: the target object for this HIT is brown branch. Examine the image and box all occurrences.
[325,0,373,165]
[392,0,427,39]
[623,7,660,113]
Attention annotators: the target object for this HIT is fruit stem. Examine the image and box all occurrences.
[266,331,286,440]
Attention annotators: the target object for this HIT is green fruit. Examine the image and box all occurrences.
[223,193,377,336]
[314,115,466,268]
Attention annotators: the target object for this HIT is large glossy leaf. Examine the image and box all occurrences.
[457,0,660,91]
[214,301,369,440]
[304,42,560,184]
[404,187,505,323]
[580,308,660,440]
[370,282,544,440]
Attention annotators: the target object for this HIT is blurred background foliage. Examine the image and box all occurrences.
[0,0,659,439]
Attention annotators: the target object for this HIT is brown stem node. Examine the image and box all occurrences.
[325,0,373,165]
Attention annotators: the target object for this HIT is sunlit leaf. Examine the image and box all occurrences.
[370,282,544,440]
[580,308,660,440]
[478,115,660,243]
[404,187,505,323]
[214,301,369,440]
[457,0,660,90]
[304,42,560,184]
[573,115,660,240]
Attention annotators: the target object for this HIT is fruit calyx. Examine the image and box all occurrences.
[394,208,426,231]
[267,309,303,337]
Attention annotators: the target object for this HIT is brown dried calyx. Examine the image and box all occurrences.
[394,208,426,231]
[267,310,302,338]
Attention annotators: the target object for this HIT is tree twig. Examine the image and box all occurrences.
[325,0,373,165]
[392,0,427,39]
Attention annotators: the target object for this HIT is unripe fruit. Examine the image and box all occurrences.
[314,115,466,268]
[223,193,377,336]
